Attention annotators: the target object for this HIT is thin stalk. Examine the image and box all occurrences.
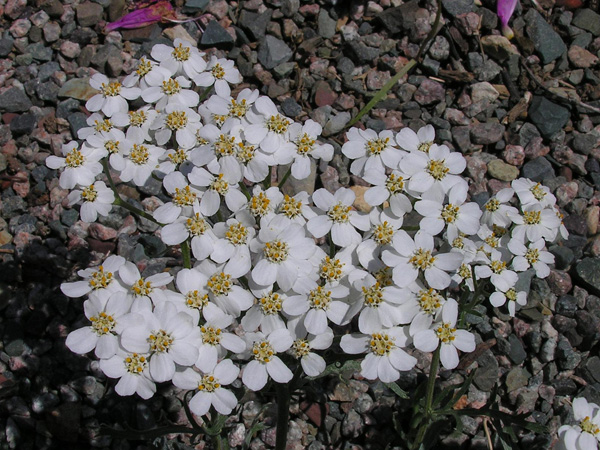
[181,240,191,269]
[198,85,214,103]
[275,382,290,450]
[412,346,441,450]
[238,181,251,200]
[263,170,272,189]
[329,232,336,258]
[277,167,292,191]
[347,0,443,128]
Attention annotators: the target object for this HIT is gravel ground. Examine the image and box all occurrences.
[2,0,600,449]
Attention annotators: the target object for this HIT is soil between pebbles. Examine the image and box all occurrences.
[1,0,600,449]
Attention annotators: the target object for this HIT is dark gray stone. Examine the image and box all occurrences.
[376,0,420,34]
[37,82,60,103]
[238,10,272,41]
[522,157,554,181]
[281,97,302,117]
[556,336,581,370]
[345,41,380,65]
[200,20,234,48]
[9,113,37,136]
[441,0,474,17]
[38,61,60,82]
[318,9,337,39]
[0,38,13,57]
[528,96,570,139]
[474,350,499,392]
[549,245,574,270]
[57,98,81,119]
[0,87,32,112]
[525,9,567,64]
[572,133,597,155]
[182,0,208,13]
[76,2,104,27]
[576,258,600,296]
[68,112,88,138]
[258,35,293,70]
[470,122,505,145]
[556,295,578,318]
[572,9,600,36]
[28,42,53,61]
[508,335,527,365]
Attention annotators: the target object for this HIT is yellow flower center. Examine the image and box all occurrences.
[435,322,456,343]
[166,111,188,131]
[370,333,394,356]
[173,185,197,207]
[490,260,506,274]
[453,236,464,249]
[492,224,507,236]
[185,290,209,309]
[214,134,237,157]
[212,114,228,127]
[373,221,394,245]
[201,325,222,345]
[211,63,225,79]
[162,78,181,95]
[90,311,116,335]
[148,329,173,353]
[249,192,271,216]
[88,265,113,289]
[296,133,316,155]
[105,140,120,154]
[410,248,435,270]
[366,137,389,156]
[136,58,152,77]
[266,114,290,134]
[327,202,351,223]
[259,292,283,315]
[208,272,232,296]
[485,198,500,212]
[458,264,472,280]
[362,283,384,307]
[129,110,147,127]
[319,256,344,283]
[505,288,517,302]
[101,81,122,97]
[236,143,255,163]
[186,214,209,236]
[426,159,449,181]
[580,417,600,436]
[417,288,443,315]
[523,211,541,225]
[308,286,332,310]
[385,173,405,194]
[65,148,84,168]
[168,148,188,165]
[172,43,190,61]
[252,340,275,363]
[418,141,432,153]
[124,353,147,374]
[530,183,546,201]
[225,223,248,246]
[131,278,152,296]
[484,234,499,248]
[291,339,311,358]
[94,119,113,132]
[374,266,394,287]
[210,173,229,194]
[198,374,221,392]
[229,99,249,118]
[280,195,303,218]
[81,184,98,202]
[525,248,540,265]
[129,144,149,165]
[441,204,460,223]
[264,239,289,263]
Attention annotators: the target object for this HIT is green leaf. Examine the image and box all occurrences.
[386,382,409,399]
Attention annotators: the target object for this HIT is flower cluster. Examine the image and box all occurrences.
[557,397,600,450]
[50,39,567,419]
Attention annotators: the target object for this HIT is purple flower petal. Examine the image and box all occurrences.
[105,1,174,31]
[497,0,518,27]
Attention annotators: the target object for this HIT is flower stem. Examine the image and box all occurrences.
[277,167,292,191]
[181,239,191,269]
[198,85,214,103]
[238,181,251,201]
[275,382,290,450]
[412,345,441,450]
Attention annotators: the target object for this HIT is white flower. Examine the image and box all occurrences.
[237,185,283,226]
[196,306,246,370]
[415,182,481,237]
[197,260,254,317]
[66,290,137,359]
[278,119,334,180]
[241,329,294,391]
[403,286,447,337]
[400,144,466,194]
[342,128,403,176]
[119,262,173,312]
[396,124,436,153]
[46,141,105,189]
[413,299,476,370]
[110,140,165,186]
[556,397,600,450]
[307,188,370,247]
[241,287,287,334]
[362,169,412,216]
[474,249,518,292]
[172,360,240,416]
[512,178,556,208]
[188,164,247,216]
[86,73,141,117]
[194,56,242,98]
[120,302,200,382]
[356,208,403,271]
[191,122,243,182]
[250,215,317,292]
[508,238,554,278]
[340,326,417,382]
[153,172,202,224]
[489,285,527,317]
[212,218,255,278]
[141,74,199,110]
[277,192,317,225]
[67,181,115,223]
[203,87,259,123]
[100,350,156,399]
[61,255,126,298]
[112,106,158,143]
[151,38,207,78]
[317,245,361,287]
[481,188,518,228]
[381,231,463,290]
[160,209,218,260]
[244,96,293,154]
[77,113,116,140]
[123,57,170,89]
[170,267,211,323]
[510,205,562,243]
[152,104,202,149]
[287,318,333,377]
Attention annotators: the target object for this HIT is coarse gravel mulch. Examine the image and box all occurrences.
[2,0,600,449]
